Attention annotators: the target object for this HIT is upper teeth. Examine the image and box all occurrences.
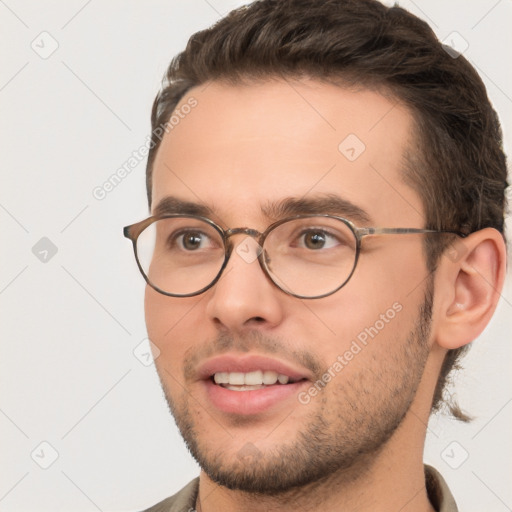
[213,370,290,386]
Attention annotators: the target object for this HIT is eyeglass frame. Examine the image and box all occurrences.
[123,213,466,300]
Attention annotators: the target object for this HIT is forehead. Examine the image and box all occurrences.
[151,78,424,227]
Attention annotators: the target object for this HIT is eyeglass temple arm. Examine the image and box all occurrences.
[123,217,158,241]
[355,227,467,239]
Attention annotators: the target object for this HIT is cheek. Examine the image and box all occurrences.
[144,285,169,343]
[355,238,427,304]
[144,286,191,360]
[298,245,425,360]
[145,286,215,379]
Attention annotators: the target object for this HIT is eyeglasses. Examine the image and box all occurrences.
[123,214,465,299]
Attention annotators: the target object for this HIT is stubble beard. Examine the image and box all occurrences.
[155,284,433,496]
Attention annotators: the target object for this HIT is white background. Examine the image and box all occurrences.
[1,1,511,511]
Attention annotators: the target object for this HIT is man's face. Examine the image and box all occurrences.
[146,79,435,492]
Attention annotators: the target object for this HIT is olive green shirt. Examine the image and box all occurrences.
[143,465,458,512]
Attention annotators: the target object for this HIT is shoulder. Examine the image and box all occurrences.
[141,478,199,512]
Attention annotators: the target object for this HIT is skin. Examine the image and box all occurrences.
[145,78,506,511]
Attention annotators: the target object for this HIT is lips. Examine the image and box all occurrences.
[196,354,312,415]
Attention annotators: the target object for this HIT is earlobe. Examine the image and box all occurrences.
[436,228,506,350]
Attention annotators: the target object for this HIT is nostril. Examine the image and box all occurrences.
[244,316,267,325]
[245,316,266,325]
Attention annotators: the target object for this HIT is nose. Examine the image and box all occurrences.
[205,236,286,333]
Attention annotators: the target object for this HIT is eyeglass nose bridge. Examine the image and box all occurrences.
[222,227,268,268]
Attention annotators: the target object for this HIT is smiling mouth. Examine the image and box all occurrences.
[211,370,306,391]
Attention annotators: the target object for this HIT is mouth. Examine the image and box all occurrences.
[211,370,306,391]
[197,355,312,415]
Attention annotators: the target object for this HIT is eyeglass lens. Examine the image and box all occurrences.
[136,216,358,298]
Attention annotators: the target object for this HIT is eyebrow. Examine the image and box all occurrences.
[153,196,215,218]
[261,194,371,224]
[153,194,371,224]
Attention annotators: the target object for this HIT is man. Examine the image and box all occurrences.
[124,0,508,510]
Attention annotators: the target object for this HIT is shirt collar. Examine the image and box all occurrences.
[425,464,459,512]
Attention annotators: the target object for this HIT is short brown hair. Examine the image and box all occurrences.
[145,0,508,420]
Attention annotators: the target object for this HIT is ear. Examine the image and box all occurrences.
[434,228,507,350]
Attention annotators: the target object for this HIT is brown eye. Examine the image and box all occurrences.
[181,232,204,250]
[304,231,327,249]
[298,229,340,250]
[167,230,213,252]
